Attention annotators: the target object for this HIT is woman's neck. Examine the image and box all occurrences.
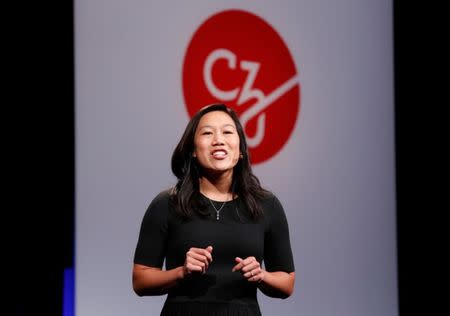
[199,172,233,201]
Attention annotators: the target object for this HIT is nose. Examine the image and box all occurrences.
[212,132,224,145]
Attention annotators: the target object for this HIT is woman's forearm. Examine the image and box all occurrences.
[258,271,295,298]
[133,264,184,296]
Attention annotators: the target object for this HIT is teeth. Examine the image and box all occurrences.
[212,151,226,157]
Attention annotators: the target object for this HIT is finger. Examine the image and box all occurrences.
[191,247,213,263]
[241,261,260,274]
[185,262,203,273]
[187,257,208,268]
[203,247,213,263]
[243,267,261,279]
[240,256,256,267]
[232,257,244,272]
[186,258,208,273]
[188,251,210,263]
[188,248,212,262]
[234,256,257,273]
[186,254,209,269]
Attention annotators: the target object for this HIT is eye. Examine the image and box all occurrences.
[224,130,234,134]
[202,131,212,135]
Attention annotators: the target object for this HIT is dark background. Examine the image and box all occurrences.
[9,1,436,315]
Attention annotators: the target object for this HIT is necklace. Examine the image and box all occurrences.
[208,198,227,220]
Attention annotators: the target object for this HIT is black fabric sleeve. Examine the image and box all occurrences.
[263,195,295,273]
[133,191,170,268]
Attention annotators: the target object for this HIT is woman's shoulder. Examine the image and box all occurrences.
[152,188,174,203]
[140,188,177,224]
[259,191,287,217]
[146,188,175,212]
[259,190,278,205]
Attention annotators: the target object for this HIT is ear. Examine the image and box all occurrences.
[239,153,244,159]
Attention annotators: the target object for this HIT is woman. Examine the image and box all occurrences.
[133,103,295,315]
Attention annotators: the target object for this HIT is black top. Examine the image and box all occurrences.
[133,190,295,316]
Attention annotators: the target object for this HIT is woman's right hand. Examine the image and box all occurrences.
[183,245,213,275]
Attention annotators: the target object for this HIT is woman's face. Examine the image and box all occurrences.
[193,110,241,175]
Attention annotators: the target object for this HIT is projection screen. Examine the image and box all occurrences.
[75,1,397,315]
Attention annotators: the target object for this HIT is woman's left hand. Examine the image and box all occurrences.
[232,256,265,283]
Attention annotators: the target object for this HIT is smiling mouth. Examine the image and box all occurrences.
[211,150,227,158]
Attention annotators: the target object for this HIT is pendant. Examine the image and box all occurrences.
[208,198,226,221]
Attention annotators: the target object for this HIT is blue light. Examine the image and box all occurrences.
[63,266,74,316]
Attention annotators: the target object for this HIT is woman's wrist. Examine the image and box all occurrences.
[176,266,186,280]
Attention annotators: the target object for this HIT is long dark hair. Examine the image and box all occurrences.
[171,103,269,219]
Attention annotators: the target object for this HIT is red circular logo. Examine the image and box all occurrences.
[182,9,300,164]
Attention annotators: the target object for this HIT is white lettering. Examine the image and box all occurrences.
[203,48,299,147]
[204,49,240,101]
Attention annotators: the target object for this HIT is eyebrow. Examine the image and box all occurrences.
[198,124,236,130]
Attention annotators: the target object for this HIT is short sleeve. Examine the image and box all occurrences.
[133,191,170,268]
[263,195,295,273]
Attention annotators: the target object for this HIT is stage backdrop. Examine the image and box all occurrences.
[75,1,397,315]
